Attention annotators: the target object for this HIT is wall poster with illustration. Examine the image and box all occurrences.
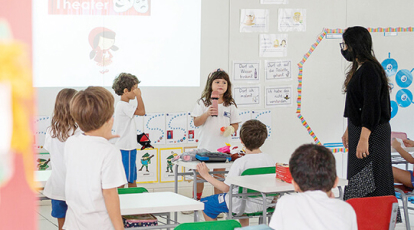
[159,147,183,183]
[136,148,158,183]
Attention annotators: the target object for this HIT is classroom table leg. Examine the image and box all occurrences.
[174,164,178,222]
[338,186,343,200]
[261,192,267,225]
[167,212,171,230]
[194,210,199,222]
[193,170,197,200]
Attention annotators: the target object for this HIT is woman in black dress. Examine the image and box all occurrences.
[340,26,394,200]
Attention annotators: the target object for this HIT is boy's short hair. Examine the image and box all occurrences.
[70,86,114,132]
[240,119,267,151]
[289,144,337,192]
[112,73,140,96]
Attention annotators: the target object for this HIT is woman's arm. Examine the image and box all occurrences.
[356,127,371,159]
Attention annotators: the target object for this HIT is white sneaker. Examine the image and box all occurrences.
[181,210,194,215]
[217,213,225,218]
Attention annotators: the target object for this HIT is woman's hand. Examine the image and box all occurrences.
[356,138,369,159]
[342,127,348,148]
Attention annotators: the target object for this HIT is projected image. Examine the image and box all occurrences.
[33,0,201,87]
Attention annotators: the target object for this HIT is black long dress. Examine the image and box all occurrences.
[343,61,395,200]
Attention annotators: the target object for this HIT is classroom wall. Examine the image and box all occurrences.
[36,0,414,167]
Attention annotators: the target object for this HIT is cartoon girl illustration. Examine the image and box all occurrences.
[280,40,287,47]
[273,39,280,48]
[88,27,119,74]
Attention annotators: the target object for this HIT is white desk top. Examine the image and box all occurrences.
[119,192,204,215]
[34,170,52,187]
[173,160,233,169]
[225,174,348,193]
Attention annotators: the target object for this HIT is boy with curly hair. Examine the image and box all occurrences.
[112,72,146,188]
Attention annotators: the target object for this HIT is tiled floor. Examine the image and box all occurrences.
[38,199,414,230]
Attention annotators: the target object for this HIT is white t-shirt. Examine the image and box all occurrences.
[191,100,241,152]
[43,127,81,201]
[224,153,276,214]
[63,134,127,230]
[269,190,358,230]
[113,101,138,150]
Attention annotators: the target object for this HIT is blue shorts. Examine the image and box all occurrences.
[51,199,68,218]
[201,193,229,219]
[408,170,414,187]
[121,149,137,183]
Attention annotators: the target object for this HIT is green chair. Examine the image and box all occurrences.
[174,220,241,230]
[117,187,148,194]
[229,166,277,224]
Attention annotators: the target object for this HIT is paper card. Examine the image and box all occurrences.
[240,9,269,33]
[251,110,272,139]
[265,86,292,107]
[166,112,188,144]
[232,110,252,141]
[36,153,51,171]
[187,112,199,144]
[134,115,145,134]
[265,60,292,81]
[261,0,288,4]
[233,85,260,107]
[159,147,183,183]
[34,116,51,151]
[278,9,306,32]
[136,148,158,183]
[260,34,288,57]
[233,61,260,81]
[0,82,13,185]
[144,113,166,145]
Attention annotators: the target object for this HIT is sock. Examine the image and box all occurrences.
[196,192,202,200]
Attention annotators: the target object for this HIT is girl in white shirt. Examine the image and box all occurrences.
[43,88,79,230]
[191,68,241,200]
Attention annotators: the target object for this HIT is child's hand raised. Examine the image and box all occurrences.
[196,162,210,179]
[133,88,142,97]
[206,105,217,117]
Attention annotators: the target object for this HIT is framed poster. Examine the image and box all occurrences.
[136,148,158,183]
[159,147,183,183]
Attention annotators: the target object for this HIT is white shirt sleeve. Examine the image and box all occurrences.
[230,105,242,124]
[191,101,205,118]
[223,159,243,186]
[122,102,136,119]
[101,148,127,189]
[269,196,285,230]
[43,128,52,152]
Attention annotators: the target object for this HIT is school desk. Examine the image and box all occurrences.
[119,192,204,229]
[225,173,348,225]
[391,147,414,170]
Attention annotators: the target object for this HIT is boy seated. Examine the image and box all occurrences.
[64,87,127,230]
[269,144,357,230]
[197,119,276,227]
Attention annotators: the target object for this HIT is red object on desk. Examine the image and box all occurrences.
[276,163,293,183]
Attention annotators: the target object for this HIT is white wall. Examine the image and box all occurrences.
[36,0,414,167]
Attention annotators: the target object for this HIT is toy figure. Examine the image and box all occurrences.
[139,152,154,172]
[137,133,154,150]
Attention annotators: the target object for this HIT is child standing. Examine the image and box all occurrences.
[269,144,357,230]
[112,73,146,188]
[43,88,80,230]
[64,86,127,230]
[197,120,275,227]
[191,68,241,200]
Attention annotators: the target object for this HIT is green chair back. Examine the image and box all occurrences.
[174,220,241,230]
[117,187,148,194]
[238,166,276,195]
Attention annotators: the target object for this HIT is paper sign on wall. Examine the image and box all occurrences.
[187,112,199,144]
[134,115,145,134]
[233,61,260,81]
[144,113,166,144]
[259,34,288,57]
[232,110,252,141]
[233,86,260,106]
[34,116,51,151]
[166,112,188,144]
[159,147,183,183]
[240,9,269,33]
[252,110,272,139]
[136,148,158,183]
[278,9,306,32]
[265,86,292,107]
[261,0,288,4]
[265,60,292,80]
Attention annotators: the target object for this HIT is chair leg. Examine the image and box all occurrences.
[258,216,263,225]
[402,194,411,230]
